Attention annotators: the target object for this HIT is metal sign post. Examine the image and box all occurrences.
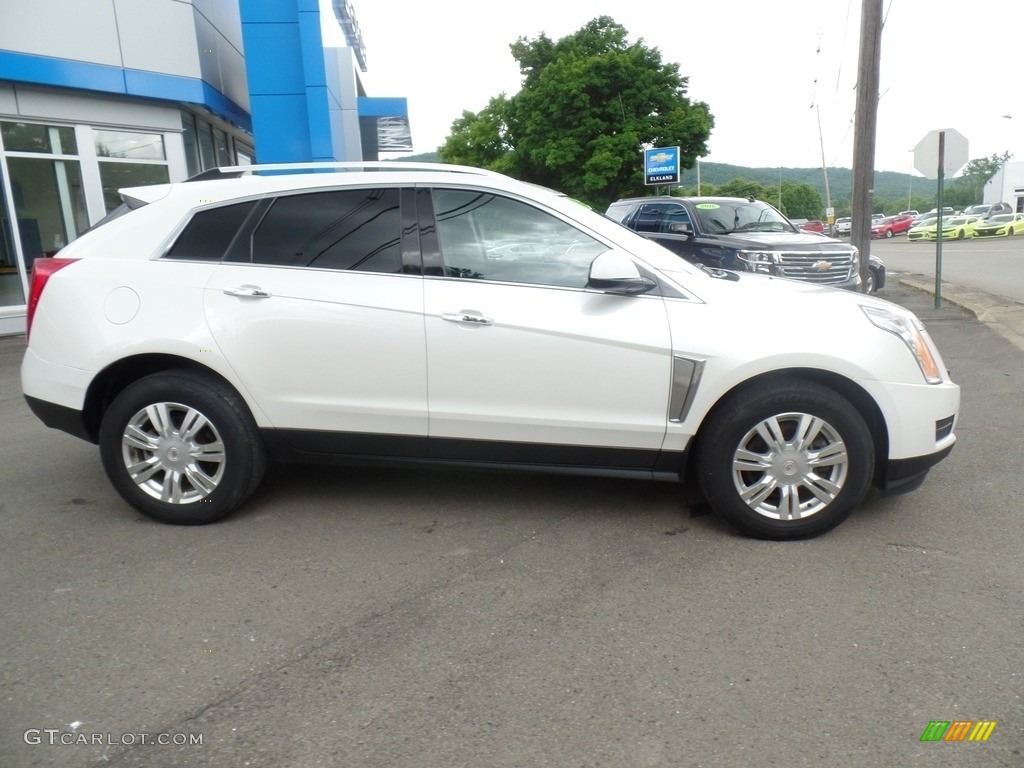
[913,128,968,309]
[935,132,945,308]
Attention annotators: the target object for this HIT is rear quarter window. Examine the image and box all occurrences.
[164,201,257,261]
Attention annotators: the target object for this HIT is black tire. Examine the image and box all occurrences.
[99,370,266,525]
[956,229,965,239]
[885,229,894,238]
[865,268,877,294]
[694,379,874,540]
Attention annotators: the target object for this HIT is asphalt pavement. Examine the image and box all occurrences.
[2,277,1022,768]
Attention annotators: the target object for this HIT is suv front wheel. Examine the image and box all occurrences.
[695,379,874,539]
[99,370,266,525]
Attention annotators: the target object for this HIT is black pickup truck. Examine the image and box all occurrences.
[606,195,866,291]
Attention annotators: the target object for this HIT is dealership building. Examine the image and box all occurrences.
[0,0,409,335]
[985,161,1024,214]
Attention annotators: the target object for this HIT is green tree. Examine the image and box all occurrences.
[713,177,769,200]
[439,97,516,174]
[951,151,1013,205]
[778,181,823,219]
[439,17,713,209]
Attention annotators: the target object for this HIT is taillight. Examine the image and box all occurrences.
[26,258,78,341]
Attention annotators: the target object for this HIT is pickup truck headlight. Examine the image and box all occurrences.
[736,250,778,275]
[861,305,943,384]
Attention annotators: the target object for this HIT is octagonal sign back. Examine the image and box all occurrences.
[914,129,969,179]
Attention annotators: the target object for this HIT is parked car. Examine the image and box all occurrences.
[920,207,955,220]
[908,217,939,241]
[21,163,959,540]
[932,215,982,240]
[834,217,852,236]
[606,196,862,291]
[973,212,1024,237]
[961,202,1012,221]
[866,253,886,294]
[898,210,919,218]
[871,214,915,238]
[800,219,825,233]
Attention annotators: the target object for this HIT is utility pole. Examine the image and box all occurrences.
[850,0,883,291]
[815,104,832,215]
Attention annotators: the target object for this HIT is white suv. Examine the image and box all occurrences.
[22,163,960,539]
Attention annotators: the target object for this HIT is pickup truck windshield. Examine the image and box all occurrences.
[695,201,794,234]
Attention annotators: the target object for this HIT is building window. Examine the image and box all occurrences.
[235,143,254,166]
[93,129,169,213]
[181,113,201,177]
[181,111,253,174]
[1,121,89,264]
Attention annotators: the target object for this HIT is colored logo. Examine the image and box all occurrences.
[649,152,673,164]
[920,720,996,742]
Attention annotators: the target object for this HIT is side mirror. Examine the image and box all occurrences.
[587,250,657,295]
[668,221,693,236]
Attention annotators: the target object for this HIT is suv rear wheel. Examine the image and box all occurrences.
[695,379,874,539]
[99,370,266,524]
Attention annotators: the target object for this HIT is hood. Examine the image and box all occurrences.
[702,231,856,252]
[664,267,886,316]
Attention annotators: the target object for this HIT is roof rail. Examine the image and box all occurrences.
[183,161,505,180]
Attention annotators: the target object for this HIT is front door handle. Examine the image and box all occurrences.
[442,312,493,326]
[223,285,271,298]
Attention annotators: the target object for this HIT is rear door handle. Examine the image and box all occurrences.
[223,285,271,298]
[442,312,493,326]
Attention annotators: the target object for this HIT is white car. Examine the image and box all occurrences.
[21,163,960,539]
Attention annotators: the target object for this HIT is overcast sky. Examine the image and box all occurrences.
[338,0,1023,176]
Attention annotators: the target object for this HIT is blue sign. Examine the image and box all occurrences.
[644,146,680,185]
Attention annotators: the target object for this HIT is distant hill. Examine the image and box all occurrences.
[386,153,930,208]
[386,151,439,163]
[677,162,923,208]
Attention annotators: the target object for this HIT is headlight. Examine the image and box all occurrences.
[861,305,943,384]
[736,250,778,275]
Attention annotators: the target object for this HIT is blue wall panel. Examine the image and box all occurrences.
[238,21,306,95]
[248,93,311,161]
[240,0,354,162]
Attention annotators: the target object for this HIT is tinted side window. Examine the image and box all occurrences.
[164,201,256,261]
[635,203,689,234]
[251,189,401,273]
[433,189,606,289]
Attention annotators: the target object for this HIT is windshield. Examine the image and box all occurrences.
[963,205,988,215]
[989,214,1013,223]
[693,200,794,234]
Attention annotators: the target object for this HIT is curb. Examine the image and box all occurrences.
[897,274,1024,353]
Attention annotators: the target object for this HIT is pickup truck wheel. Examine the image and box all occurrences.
[865,269,877,293]
[695,380,874,540]
[99,370,266,525]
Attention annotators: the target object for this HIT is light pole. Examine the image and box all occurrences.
[907,149,914,210]
[996,115,1012,204]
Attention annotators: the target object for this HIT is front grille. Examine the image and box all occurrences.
[777,251,857,284]
[936,415,955,441]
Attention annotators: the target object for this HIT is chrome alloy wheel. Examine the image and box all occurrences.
[730,412,849,521]
[121,402,226,504]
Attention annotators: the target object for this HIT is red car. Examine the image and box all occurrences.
[871,214,915,238]
[800,219,825,233]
